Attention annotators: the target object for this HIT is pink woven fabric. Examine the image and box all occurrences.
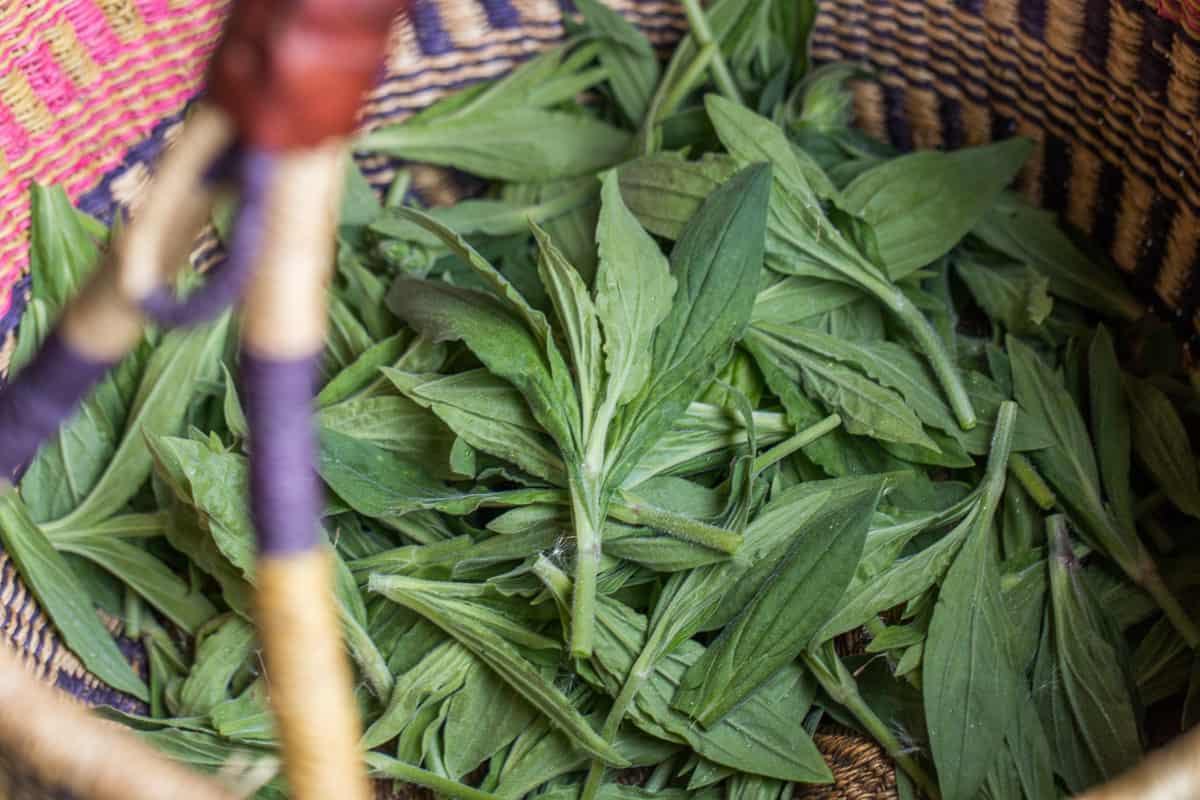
[0,0,230,322]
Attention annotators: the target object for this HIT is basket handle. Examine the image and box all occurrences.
[1076,725,1200,799]
[237,142,373,800]
[0,600,235,800]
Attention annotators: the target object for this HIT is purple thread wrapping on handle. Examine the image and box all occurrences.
[240,348,324,557]
[139,148,275,328]
[0,331,115,482]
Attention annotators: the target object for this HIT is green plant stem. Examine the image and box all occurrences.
[840,267,976,431]
[123,589,142,640]
[1143,517,1176,555]
[643,755,678,792]
[752,414,841,474]
[569,475,604,658]
[654,42,718,125]
[804,645,942,800]
[367,754,503,800]
[888,291,976,431]
[1008,453,1057,510]
[611,495,742,553]
[678,0,743,106]
[339,608,394,700]
[580,627,667,800]
[1137,556,1200,649]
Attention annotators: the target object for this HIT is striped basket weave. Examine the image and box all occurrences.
[0,0,1198,797]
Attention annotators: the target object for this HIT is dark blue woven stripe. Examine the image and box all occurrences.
[0,274,31,339]
[480,0,521,28]
[1135,194,1179,285]
[811,18,1195,216]
[411,0,454,55]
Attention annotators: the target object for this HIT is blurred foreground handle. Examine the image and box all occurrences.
[1077,724,1200,800]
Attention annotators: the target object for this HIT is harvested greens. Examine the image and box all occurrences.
[5,1,1200,798]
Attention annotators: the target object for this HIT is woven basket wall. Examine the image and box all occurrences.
[0,0,1197,797]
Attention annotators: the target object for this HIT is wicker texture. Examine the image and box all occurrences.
[811,0,1200,347]
[0,0,1198,797]
[0,0,232,329]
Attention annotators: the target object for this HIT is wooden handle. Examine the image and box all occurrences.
[256,553,371,800]
[61,104,233,363]
[1077,725,1200,799]
[114,104,233,303]
[239,142,372,800]
[0,630,233,800]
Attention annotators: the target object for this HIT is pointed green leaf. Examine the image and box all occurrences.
[839,139,1033,280]
[0,492,148,701]
[673,478,880,724]
[594,171,677,407]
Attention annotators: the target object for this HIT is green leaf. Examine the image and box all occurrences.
[759,323,959,436]
[44,316,231,532]
[706,96,977,431]
[318,395,457,476]
[532,222,604,427]
[673,478,879,725]
[383,370,566,485]
[956,257,1053,335]
[366,752,506,800]
[148,437,255,577]
[1008,336,1129,561]
[211,679,276,743]
[815,515,965,642]
[1031,612,1103,792]
[1089,327,1134,528]
[131,727,279,791]
[325,296,375,372]
[617,153,739,241]
[705,95,837,203]
[177,616,256,716]
[386,218,580,450]
[594,171,677,408]
[316,333,408,408]
[1047,516,1143,781]
[609,164,772,484]
[442,658,538,779]
[28,183,105,313]
[573,0,659,125]
[319,427,488,518]
[1125,376,1200,520]
[923,404,1021,800]
[488,690,677,799]
[587,596,832,784]
[362,639,473,750]
[959,370,1055,455]
[56,537,216,635]
[372,179,595,248]
[369,574,628,766]
[748,326,939,450]
[621,402,793,488]
[221,364,248,440]
[974,192,1143,321]
[1004,691,1057,800]
[838,139,1032,280]
[360,109,631,182]
[21,339,150,522]
[0,492,148,700]
[751,276,864,326]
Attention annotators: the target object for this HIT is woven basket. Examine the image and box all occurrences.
[0,0,1197,797]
